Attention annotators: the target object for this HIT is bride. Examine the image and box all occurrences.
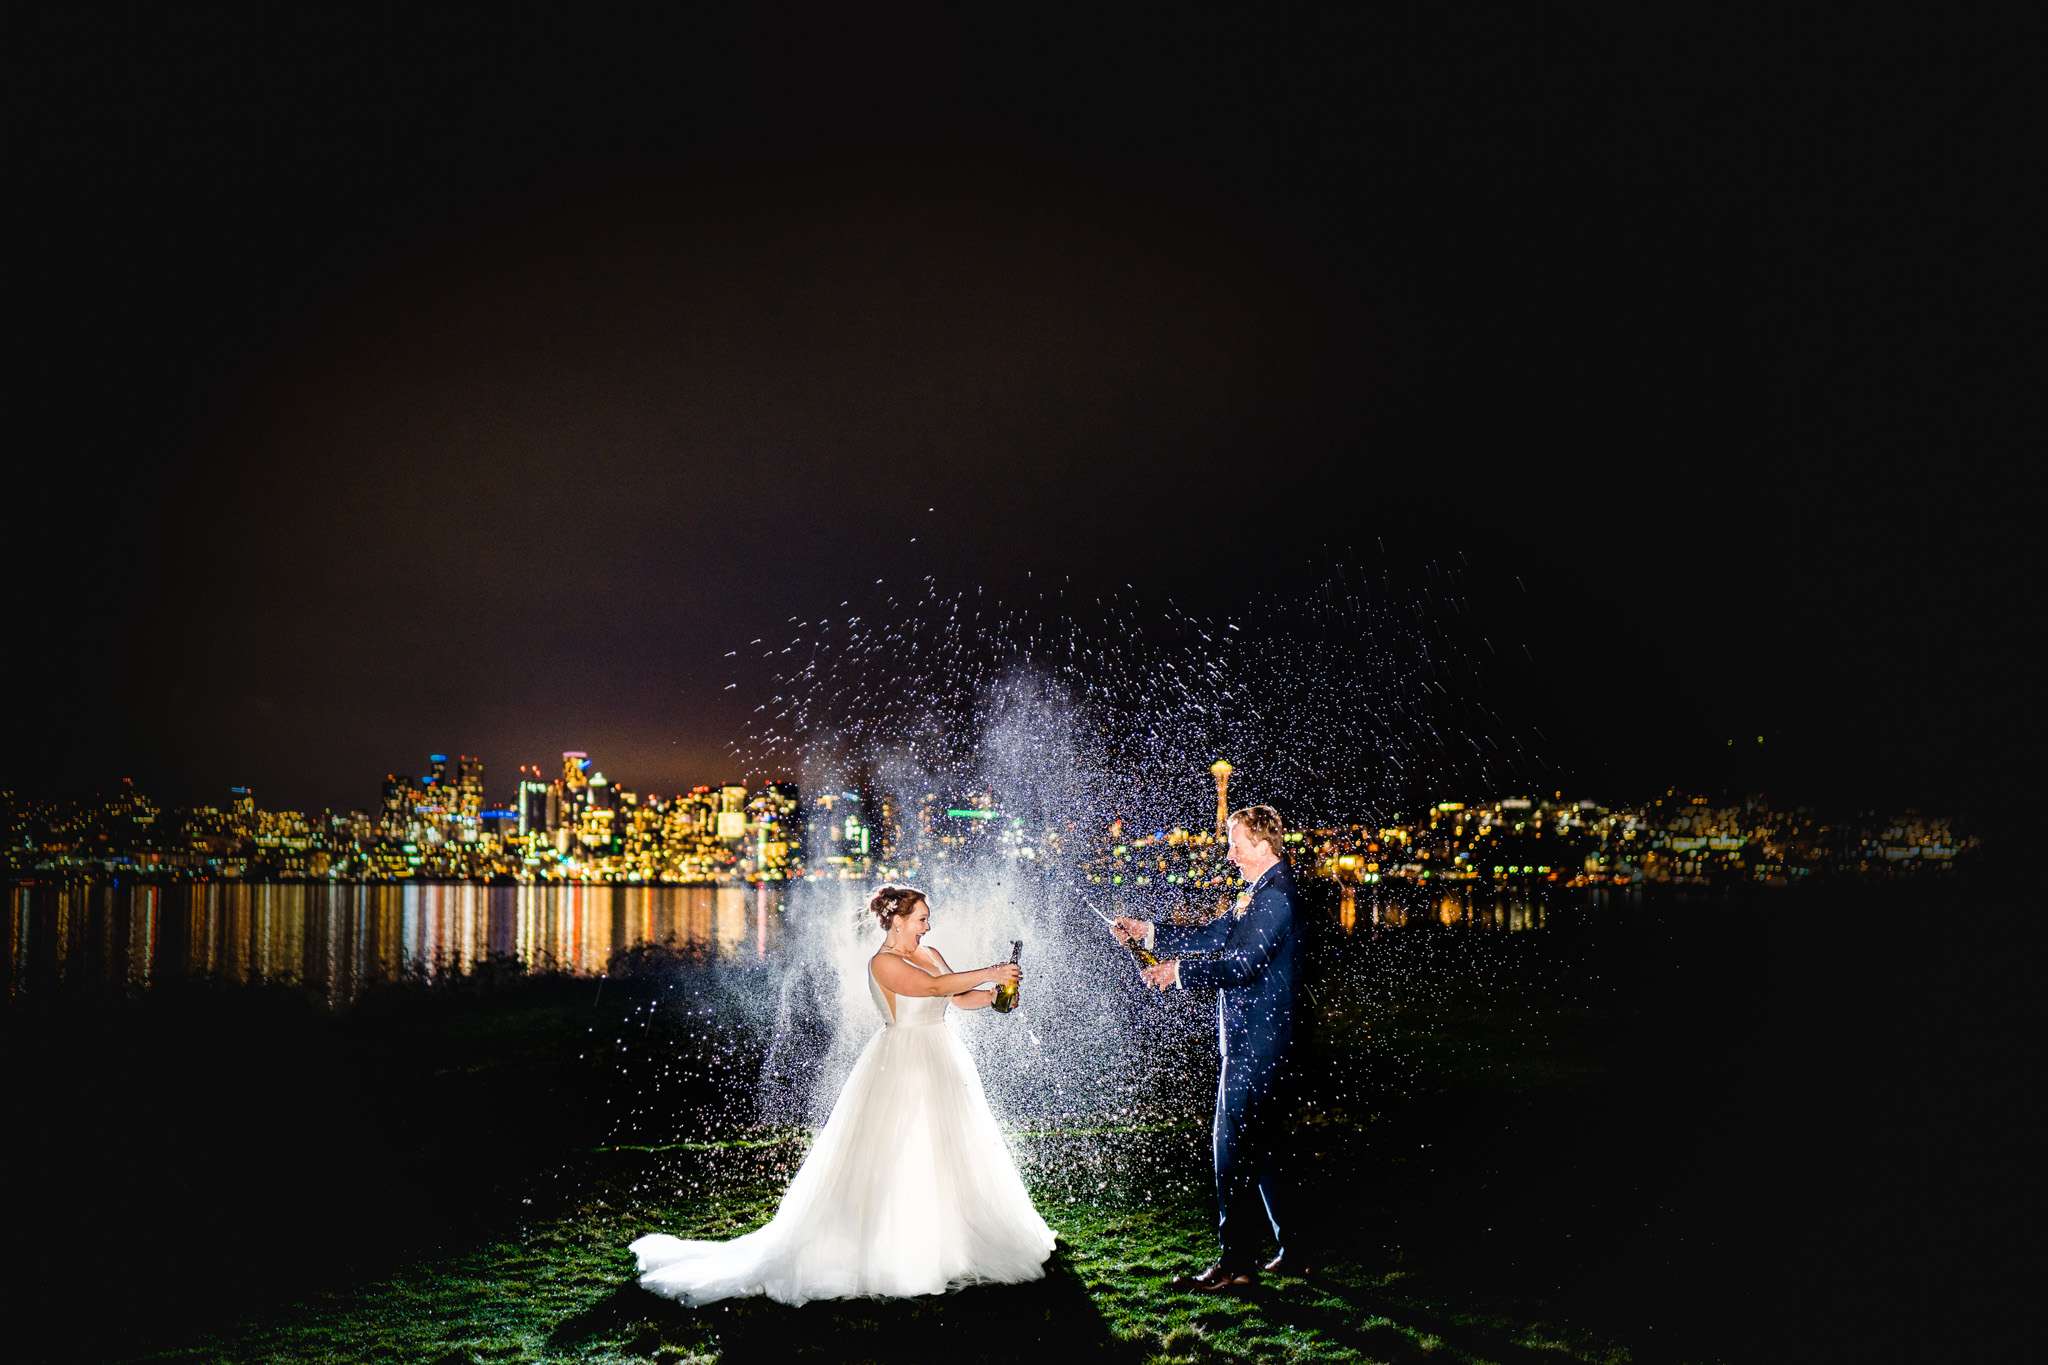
[631,885,1056,1305]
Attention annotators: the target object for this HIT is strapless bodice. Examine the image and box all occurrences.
[868,956,951,1027]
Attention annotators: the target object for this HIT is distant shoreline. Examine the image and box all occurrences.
[3,869,1961,892]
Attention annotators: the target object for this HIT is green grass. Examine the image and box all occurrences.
[148,1140,1636,1365]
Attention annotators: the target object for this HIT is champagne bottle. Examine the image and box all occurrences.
[990,939,1022,1013]
[1094,904,1162,972]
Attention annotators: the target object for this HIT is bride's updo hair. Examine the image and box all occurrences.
[866,885,928,932]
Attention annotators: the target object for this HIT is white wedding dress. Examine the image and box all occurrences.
[630,952,1056,1305]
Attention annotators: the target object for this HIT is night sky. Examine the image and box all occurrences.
[9,5,2040,824]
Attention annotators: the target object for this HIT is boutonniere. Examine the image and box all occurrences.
[1231,891,1253,917]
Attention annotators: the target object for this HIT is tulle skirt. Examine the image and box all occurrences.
[630,1018,1056,1306]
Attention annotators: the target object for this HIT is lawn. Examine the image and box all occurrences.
[152,1136,1634,1365]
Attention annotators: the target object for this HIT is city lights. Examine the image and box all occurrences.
[1,765,1976,889]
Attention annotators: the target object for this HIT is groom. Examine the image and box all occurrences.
[1114,803,1305,1292]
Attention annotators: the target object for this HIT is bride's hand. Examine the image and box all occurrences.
[986,962,1020,989]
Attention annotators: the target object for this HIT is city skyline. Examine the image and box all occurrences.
[4,743,1976,890]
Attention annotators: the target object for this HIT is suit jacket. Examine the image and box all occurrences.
[1156,860,1299,1071]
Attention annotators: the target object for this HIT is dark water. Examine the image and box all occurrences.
[3,881,788,1004]
[3,877,1592,1006]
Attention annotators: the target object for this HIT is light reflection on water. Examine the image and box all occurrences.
[7,879,1592,1006]
[4,882,786,1005]
[1349,886,1556,932]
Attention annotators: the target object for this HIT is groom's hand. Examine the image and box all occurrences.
[1111,916,1149,945]
[1140,959,1180,991]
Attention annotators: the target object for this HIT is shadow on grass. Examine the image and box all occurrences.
[549,1248,1132,1363]
[1255,1273,1583,1365]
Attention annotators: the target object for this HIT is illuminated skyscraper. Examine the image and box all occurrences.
[408,754,458,840]
[745,784,802,879]
[681,785,716,834]
[456,755,485,820]
[228,786,255,838]
[558,752,595,834]
[517,770,552,836]
[876,792,900,861]
[842,796,871,861]
[576,801,614,852]
[716,784,748,842]
[381,773,422,836]
[1210,759,1234,838]
[810,790,870,870]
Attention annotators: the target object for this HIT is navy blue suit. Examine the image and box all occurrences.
[1156,859,1300,1269]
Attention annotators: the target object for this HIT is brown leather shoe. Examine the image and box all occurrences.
[1168,1262,1228,1289]
[1263,1252,1314,1276]
[1193,1268,1257,1293]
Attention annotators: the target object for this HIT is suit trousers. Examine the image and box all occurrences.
[1213,1050,1293,1269]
